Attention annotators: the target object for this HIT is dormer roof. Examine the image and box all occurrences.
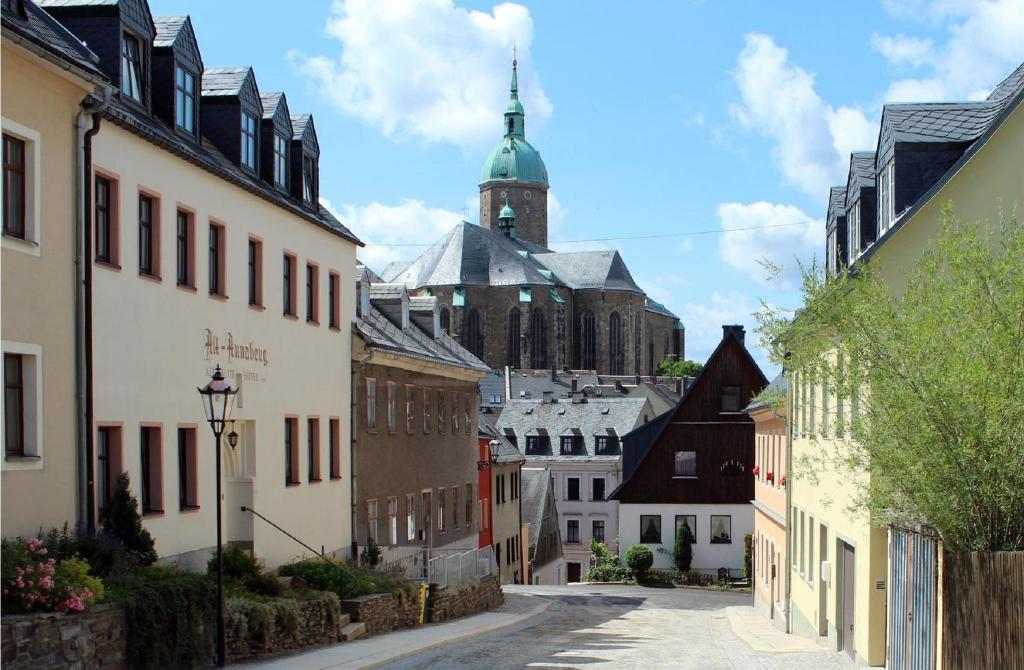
[290,113,319,155]
[2,0,105,80]
[845,151,876,207]
[152,15,201,69]
[39,0,155,39]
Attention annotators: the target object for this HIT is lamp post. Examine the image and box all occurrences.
[198,365,238,668]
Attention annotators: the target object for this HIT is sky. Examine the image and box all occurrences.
[150,0,1024,375]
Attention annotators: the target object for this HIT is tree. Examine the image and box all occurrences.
[658,358,703,378]
[756,208,1024,552]
[743,533,752,580]
[101,472,157,565]
[625,544,654,580]
[673,523,694,573]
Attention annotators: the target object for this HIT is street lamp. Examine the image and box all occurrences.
[197,365,238,668]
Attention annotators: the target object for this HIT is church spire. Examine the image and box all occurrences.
[504,53,525,138]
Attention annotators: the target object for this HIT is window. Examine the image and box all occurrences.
[282,253,296,316]
[387,497,398,546]
[566,477,580,501]
[848,203,861,259]
[405,385,415,434]
[437,390,446,433]
[273,134,288,188]
[640,515,661,543]
[140,426,163,514]
[560,436,575,455]
[634,314,643,374]
[438,488,446,532]
[579,310,596,370]
[673,450,696,477]
[241,112,257,170]
[307,417,321,482]
[208,222,224,296]
[3,134,26,239]
[422,388,431,433]
[242,238,261,306]
[94,175,118,264]
[406,494,416,542]
[177,427,197,509]
[4,354,25,456]
[608,311,624,374]
[466,309,484,359]
[387,382,397,433]
[305,262,319,323]
[302,155,315,204]
[451,392,460,433]
[439,308,450,333]
[329,418,341,479]
[595,434,619,455]
[675,515,696,542]
[879,160,895,235]
[465,483,473,528]
[592,477,606,501]
[721,385,742,412]
[367,499,378,543]
[285,418,299,485]
[495,473,504,504]
[566,519,580,543]
[366,378,377,430]
[525,434,548,454]
[175,65,196,134]
[138,194,159,278]
[593,520,605,544]
[175,210,193,287]
[121,32,143,102]
[452,485,459,528]
[506,308,521,367]
[808,515,816,584]
[96,426,123,513]
[530,309,548,369]
[710,515,732,544]
[328,272,340,328]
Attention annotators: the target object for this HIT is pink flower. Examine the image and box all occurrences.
[25,565,33,574]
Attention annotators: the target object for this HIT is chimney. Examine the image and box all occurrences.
[504,365,512,404]
[614,380,624,393]
[723,324,745,345]
[571,378,578,393]
[550,367,557,382]
[542,390,553,403]
[675,378,683,395]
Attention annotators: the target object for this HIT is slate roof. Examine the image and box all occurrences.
[383,222,561,288]
[291,114,313,140]
[152,15,185,46]
[201,66,251,96]
[988,62,1024,103]
[479,424,525,464]
[2,0,104,79]
[495,397,649,462]
[590,381,680,416]
[532,250,643,293]
[882,102,1003,144]
[826,186,847,232]
[521,468,555,548]
[260,91,284,119]
[619,407,674,484]
[645,297,677,318]
[511,369,600,400]
[848,152,877,190]
[743,371,788,413]
[355,304,488,373]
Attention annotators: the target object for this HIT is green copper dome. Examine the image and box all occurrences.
[479,58,549,187]
[499,200,516,220]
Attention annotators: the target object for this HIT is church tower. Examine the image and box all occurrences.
[479,58,550,247]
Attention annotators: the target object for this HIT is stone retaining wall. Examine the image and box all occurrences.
[1,604,126,670]
[342,589,421,635]
[428,574,504,623]
[226,593,345,662]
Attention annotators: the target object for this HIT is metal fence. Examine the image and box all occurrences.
[377,545,497,588]
[888,527,940,670]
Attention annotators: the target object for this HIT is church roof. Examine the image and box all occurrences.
[382,222,561,288]
[532,250,644,294]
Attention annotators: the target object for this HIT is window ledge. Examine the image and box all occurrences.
[306,319,320,327]
[209,293,229,303]
[5,454,41,462]
[329,325,341,332]
[176,283,197,293]
[672,475,698,479]
[95,260,121,272]
[249,303,265,312]
[285,481,301,488]
[179,505,201,514]
[283,313,298,321]
[138,272,162,284]
[2,233,40,257]
[309,477,323,484]
[330,475,342,481]
[143,510,165,518]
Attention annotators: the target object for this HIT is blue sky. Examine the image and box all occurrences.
[150,0,1024,374]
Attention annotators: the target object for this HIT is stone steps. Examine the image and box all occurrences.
[337,613,351,628]
[341,621,366,641]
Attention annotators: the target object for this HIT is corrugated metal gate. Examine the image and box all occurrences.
[888,527,940,670]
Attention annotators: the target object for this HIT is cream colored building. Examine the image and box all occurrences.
[1,0,108,537]
[790,64,1023,666]
[40,1,361,568]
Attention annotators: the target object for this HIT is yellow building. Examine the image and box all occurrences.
[2,0,109,536]
[791,64,1023,666]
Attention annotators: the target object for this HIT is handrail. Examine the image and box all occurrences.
[240,505,358,580]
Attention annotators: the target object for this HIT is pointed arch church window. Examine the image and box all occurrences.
[609,312,624,375]
[634,314,643,375]
[530,309,548,370]
[440,307,450,333]
[507,308,521,368]
[579,310,596,370]
[466,309,484,359]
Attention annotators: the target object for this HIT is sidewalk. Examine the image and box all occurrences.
[244,593,550,670]
[723,606,834,653]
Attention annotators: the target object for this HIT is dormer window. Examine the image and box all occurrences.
[241,112,257,170]
[121,33,144,102]
[302,155,315,203]
[175,65,196,134]
[273,134,287,188]
[878,160,895,235]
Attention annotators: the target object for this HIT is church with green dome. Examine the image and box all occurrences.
[380,60,683,376]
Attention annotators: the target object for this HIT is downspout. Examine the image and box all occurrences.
[783,360,793,633]
[76,87,111,532]
[351,346,372,562]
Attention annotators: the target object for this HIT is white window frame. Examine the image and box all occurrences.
[386,381,397,433]
[879,160,895,235]
[1,118,41,256]
[366,498,378,544]
[406,494,416,542]
[366,378,377,430]
[848,203,861,261]
[273,133,288,187]
[2,341,43,471]
[387,496,398,546]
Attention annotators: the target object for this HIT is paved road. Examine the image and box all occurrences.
[381,584,853,670]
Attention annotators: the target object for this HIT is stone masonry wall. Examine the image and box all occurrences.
[1,604,126,670]
[428,574,504,623]
[226,594,348,663]
[342,589,422,635]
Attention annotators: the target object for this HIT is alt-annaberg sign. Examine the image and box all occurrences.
[204,328,270,367]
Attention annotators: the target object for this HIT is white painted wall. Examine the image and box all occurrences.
[618,503,753,574]
[91,124,356,568]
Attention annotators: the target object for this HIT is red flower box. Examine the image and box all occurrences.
[780,475,787,486]
[752,465,761,476]
[766,471,775,482]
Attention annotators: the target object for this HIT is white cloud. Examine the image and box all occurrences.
[730,33,876,197]
[875,0,1024,102]
[716,201,823,287]
[675,291,775,374]
[290,0,552,149]
[321,197,463,271]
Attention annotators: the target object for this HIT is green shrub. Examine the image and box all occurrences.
[209,543,260,581]
[41,524,127,578]
[673,524,694,573]
[743,533,753,580]
[360,538,382,568]
[584,541,630,582]
[101,473,157,566]
[279,558,413,599]
[112,573,215,670]
[625,544,654,580]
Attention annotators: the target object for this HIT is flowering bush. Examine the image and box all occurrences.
[766,471,775,482]
[1,537,104,614]
[752,465,761,476]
